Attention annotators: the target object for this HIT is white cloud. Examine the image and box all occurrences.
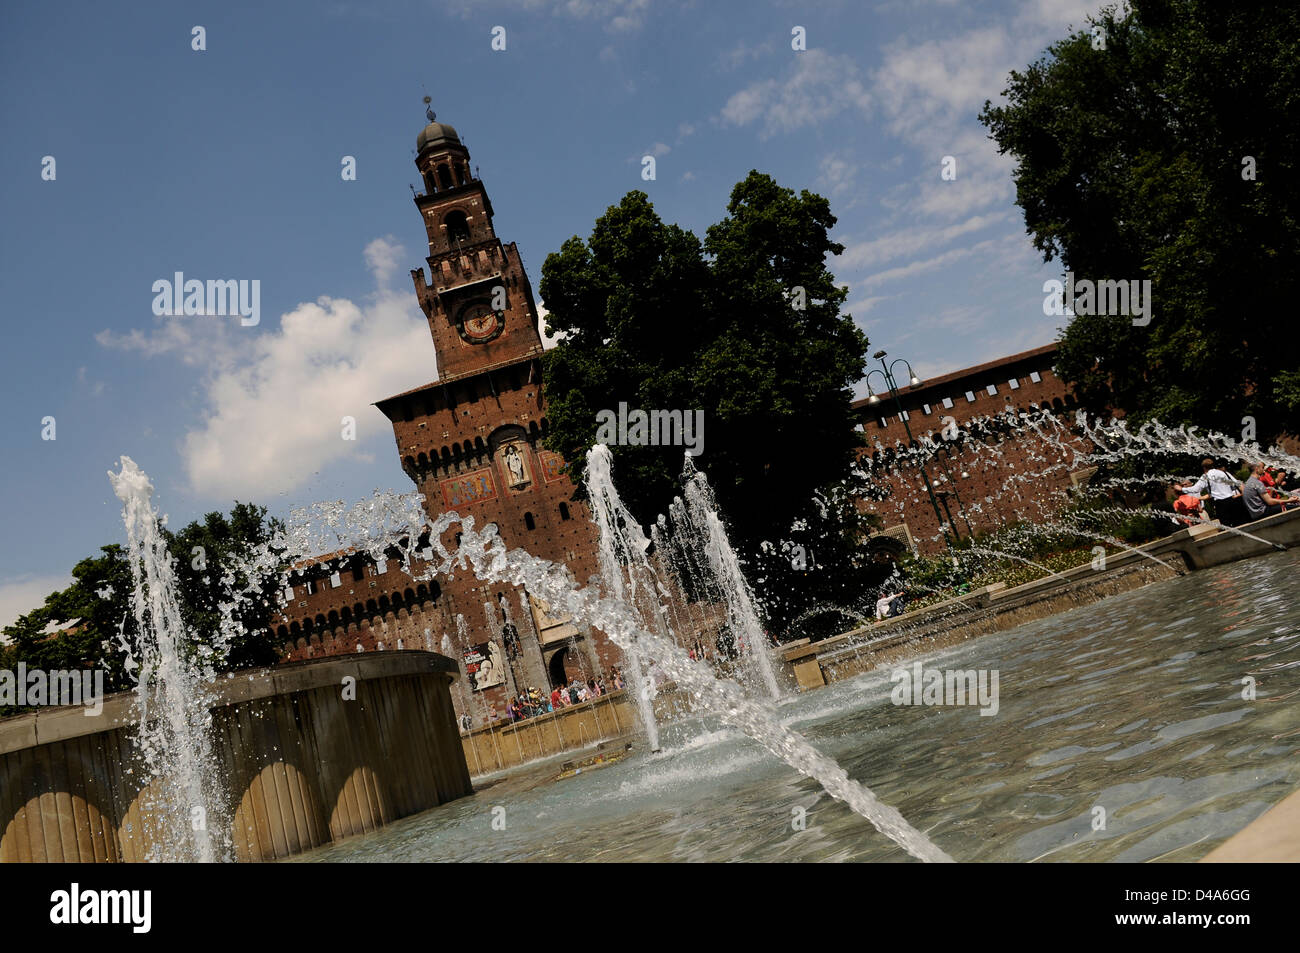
[1018,0,1107,30]
[817,153,861,200]
[442,0,652,33]
[849,6,1106,286]
[860,238,1000,289]
[844,293,898,316]
[97,316,242,367]
[875,28,1015,141]
[720,50,872,138]
[537,300,566,349]
[99,242,437,502]
[76,366,105,397]
[839,212,1006,270]
[0,573,71,633]
[363,235,404,289]
[718,38,775,71]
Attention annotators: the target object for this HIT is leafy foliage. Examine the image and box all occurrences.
[541,174,868,532]
[1,504,283,717]
[980,0,1300,443]
[539,172,874,639]
[162,503,284,672]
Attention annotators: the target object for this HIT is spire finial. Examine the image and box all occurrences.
[423,95,435,124]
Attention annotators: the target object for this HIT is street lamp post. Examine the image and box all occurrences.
[933,443,975,539]
[866,350,962,552]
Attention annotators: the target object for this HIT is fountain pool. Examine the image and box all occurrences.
[290,545,1300,862]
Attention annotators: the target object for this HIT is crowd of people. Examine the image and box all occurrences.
[1174,459,1299,525]
[481,669,626,725]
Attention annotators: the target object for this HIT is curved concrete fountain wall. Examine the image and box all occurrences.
[0,652,472,862]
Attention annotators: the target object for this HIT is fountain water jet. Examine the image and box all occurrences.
[248,477,949,861]
[584,445,662,752]
[108,456,225,863]
[679,457,783,699]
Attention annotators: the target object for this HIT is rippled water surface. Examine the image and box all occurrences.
[296,549,1300,862]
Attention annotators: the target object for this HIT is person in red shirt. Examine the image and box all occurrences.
[1173,492,1205,525]
[550,686,563,710]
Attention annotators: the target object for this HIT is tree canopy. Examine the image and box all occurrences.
[539,171,881,638]
[1,503,283,716]
[979,0,1300,444]
[541,172,868,530]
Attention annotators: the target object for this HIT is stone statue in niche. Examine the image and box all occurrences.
[501,443,529,488]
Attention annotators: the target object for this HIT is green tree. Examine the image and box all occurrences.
[979,0,1300,444]
[539,172,875,638]
[162,502,284,672]
[2,504,283,717]
[0,546,137,715]
[540,188,710,522]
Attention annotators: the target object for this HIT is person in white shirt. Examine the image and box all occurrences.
[875,592,903,620]
[1177,458,1242,525]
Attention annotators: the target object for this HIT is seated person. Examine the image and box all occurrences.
[1263,468,1297,508]
[1172,492,1206,525]
[1242,462,1298,521]
[875,592,906,620]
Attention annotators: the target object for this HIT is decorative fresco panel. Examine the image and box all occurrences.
[538,450,568,483]
[440,468,497,509]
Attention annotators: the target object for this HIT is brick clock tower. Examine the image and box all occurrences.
[374,111,613,714]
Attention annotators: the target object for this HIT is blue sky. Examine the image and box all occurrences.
[0,0,1105,625]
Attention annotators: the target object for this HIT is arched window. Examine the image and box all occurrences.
[524,512,536,530]
[437,163,453,190]
[444,210,470,244]
[559,502,571,521]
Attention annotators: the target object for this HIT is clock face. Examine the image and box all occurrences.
[458,300,503,343]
